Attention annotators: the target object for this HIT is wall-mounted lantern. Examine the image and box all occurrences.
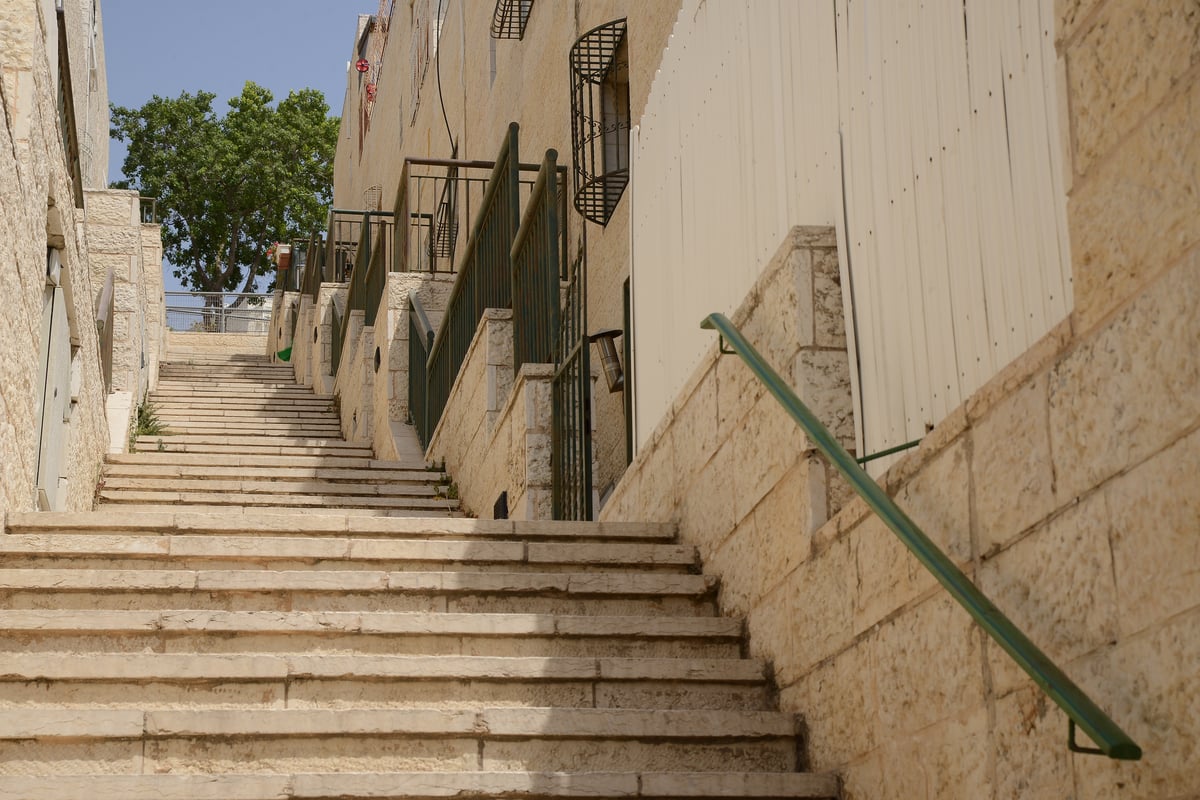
[588,329,624,393]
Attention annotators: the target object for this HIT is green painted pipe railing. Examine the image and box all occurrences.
[701,312,1142,761]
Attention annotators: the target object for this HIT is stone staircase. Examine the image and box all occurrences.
[0,343,838,798]
[100,351,456,516]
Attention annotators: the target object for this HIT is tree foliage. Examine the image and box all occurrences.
[111,82,339,294]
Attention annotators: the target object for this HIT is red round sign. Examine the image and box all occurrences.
[355,58,370,73]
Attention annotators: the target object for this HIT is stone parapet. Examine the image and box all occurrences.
[427,311,557,520]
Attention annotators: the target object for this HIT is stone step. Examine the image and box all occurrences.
[106,453,433,471]
[152,409,340,421]
[5,511,679,542]
[0,609,744,658]
[145,423,346,436]
[151,386,325,396]
[158,363,295,372]
[102,463,443,483]
[97,489,458,511]
[0,707,798,774]
[0,770,839,799]
[88,505,463,518]
[4,513,674,542]
[0,652,768,711]
[132,440,375,457]
[0,569,716,615]
[156,372,299,383]
[133,434,370,449]
[150,397,337,409]
[0,534,697,573]
[98,478,441,497]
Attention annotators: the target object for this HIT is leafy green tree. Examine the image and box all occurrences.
[111,82,339,295]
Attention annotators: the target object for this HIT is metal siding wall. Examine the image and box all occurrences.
[630,0,841,449]
[838,0,1072,465]
[630,0,1070,459]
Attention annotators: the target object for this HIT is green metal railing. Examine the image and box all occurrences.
[511,149,562,371]
[426,123,522,445]
[408,291,436,448]
[331,211,395,379]
[329,302,343,377]
[551,251,592,521]
[300,231,327,303]
[701,311,1142,761]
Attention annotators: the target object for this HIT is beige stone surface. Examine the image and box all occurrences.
[991,686,1075,799]
[1049,249,1200,500]
[869,593,985,735]
[978,493,1119,696]
[1070,78,1200,332]
[1072,605,1200,798]
[1067,0,1200,176]
[972,373,1058,554]
[1107,426,1200,636]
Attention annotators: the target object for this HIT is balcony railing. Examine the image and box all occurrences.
[396,156,565,279]
[165,292,273,333]
[511,149,562,371]
[425,125,523,448]
[408,291,436,445]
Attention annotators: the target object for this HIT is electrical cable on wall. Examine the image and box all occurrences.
[435,0,455,155]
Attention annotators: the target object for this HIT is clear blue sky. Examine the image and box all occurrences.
[102,0,373,292]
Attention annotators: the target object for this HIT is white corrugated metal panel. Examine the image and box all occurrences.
[630,0,841,449]
[630,0,1071,466]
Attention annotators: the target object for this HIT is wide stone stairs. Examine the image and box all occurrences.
[100,351,456,516]
[0,345,838,798]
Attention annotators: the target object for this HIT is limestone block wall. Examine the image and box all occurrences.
[333,310,372,444]
[289,284,344,396]
[139,223,164,392]
[601,225,853,597]
[83,189,159,399]
[368,271,453,461]
[0,1,109,515]
[426,311,557,519]
[165,331,268,359]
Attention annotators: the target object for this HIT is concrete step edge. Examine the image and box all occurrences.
[0,609,741,639]
[0,707,797,740]
[0,568,717,596]
[0,535,696,567]
[5,512,678,540]
[0,771,839,799]
[0,652,765,683]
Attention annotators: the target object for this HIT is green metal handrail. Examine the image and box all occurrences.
[701,312,1142,761]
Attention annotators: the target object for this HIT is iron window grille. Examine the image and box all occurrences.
[570,19,629,226]
[491,0,534,40]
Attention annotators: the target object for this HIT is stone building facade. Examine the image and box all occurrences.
[1,0,163,517]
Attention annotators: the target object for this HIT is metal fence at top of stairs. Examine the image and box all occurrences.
[165,292,274,333]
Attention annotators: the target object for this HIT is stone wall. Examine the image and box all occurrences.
[600,2,1200,792]
[0,1,110,515]
[289,284,344,396]
[83,189,159,399]
[601,225,853,601]
[368,272,454,461]
[426,310,557,520]
[166,331,268,359]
